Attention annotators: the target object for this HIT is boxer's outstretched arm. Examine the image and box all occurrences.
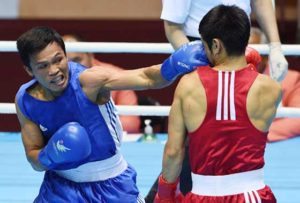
[79,41,209,96]
[81,64,169,92]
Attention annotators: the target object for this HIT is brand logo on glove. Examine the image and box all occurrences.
[177,61,190,69]
[56,140,71,152]
[39,124,48,132]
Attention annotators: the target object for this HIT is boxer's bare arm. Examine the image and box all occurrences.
[15,98,45,171]
[83,64,167,90]
[79,64,169,102]
[247,74,282,132]
[162,81,187,183]
[80,41,209,103]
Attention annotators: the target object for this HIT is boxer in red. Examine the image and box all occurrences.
[155,5,281,203]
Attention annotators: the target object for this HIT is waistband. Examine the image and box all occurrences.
[55,152,128,183]
[191,168,265,196]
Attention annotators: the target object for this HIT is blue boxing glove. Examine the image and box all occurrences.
[161,41,209,81]
[38,122,91,170]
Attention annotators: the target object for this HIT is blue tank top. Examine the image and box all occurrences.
[16,62,123,162]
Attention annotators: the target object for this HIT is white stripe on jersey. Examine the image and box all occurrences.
[107,101,119,137]
[223,71,229,120]
[244,191,250,203]
[98,99,123,149]
[216,71,223,120]
[253,190,262,203]
[216,71,236,121]
[136,193,145,203]
[249,191,256,203]
[229,71,236,120]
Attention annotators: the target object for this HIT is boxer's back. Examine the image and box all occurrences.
[176,65,281,175]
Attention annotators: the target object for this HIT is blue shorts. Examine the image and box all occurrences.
[34,165,144,203]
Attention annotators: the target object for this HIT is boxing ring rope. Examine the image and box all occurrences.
[0,41,300,118]
[0,41,300,55]
[0,103,300,118]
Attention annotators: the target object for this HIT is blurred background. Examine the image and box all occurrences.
[0,0,299,131]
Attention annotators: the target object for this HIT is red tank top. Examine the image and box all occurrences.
[188,64,268,175]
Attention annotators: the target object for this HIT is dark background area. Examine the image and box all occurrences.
[0,19,299,131]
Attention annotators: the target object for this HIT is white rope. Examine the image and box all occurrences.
[1,103,300,118]
[0,41,299,55]
[275,107,300,118]
[0,103,15,114]
[0,41,173,54]
[117,105,171,116]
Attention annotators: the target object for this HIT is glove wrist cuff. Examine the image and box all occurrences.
[161,59,177,82]
[38,149,54,170]
[159,174,179,188]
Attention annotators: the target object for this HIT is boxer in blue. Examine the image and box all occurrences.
[15,26,208,203]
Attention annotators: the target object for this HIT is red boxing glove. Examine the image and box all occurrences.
[245,46,262,70]
[154,175,184,203]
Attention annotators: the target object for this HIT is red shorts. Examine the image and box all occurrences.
[183,186,276,203]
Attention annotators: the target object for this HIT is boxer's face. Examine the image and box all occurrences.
[26,42,69,97]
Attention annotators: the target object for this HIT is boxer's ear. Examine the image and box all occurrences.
[23,65,33,77]
[211,38,222,56]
